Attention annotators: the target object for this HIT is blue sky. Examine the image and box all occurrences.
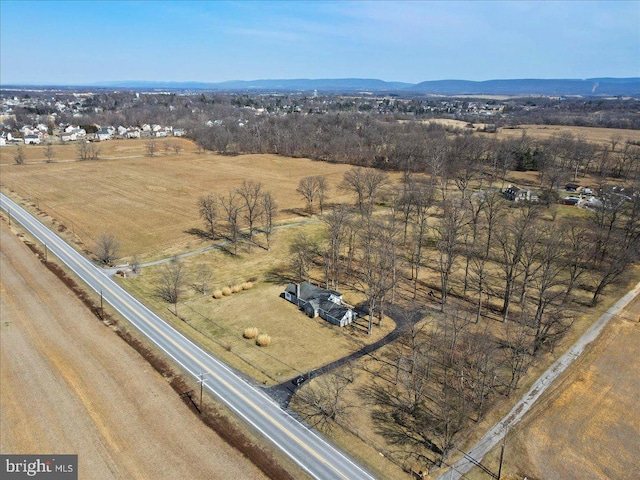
[1,0,638,85]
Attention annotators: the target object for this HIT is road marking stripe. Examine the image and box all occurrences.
[1,196,369,480]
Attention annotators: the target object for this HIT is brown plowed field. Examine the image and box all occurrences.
[0,222,266,480]
[504,296,640,480]
[0,143,364,260]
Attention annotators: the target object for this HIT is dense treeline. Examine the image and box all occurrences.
[189,111,640,186]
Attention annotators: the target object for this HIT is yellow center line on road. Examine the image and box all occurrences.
[5,200,355,480]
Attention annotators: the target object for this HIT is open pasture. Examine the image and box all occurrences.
[0,139,361,260]
[495,124,640,147]
[413,119,640,147]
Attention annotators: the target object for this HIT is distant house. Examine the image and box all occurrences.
[24,134,40,145]
[94,128,112,141]
[173,128,185,137]
[60,132,77,142]
[504,185,539,202]
[284,282,356,327]
[0,137,5,147]
[125,128,141,139]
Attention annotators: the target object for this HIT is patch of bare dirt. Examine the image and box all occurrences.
[0,221,269,480]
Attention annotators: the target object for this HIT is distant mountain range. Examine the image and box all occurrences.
[58,77,640,96]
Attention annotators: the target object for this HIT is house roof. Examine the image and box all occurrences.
[286,282,351,319]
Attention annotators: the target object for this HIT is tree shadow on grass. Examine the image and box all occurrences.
[185,227,211,240]
[264,265,295,285]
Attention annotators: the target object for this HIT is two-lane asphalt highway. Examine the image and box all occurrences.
[0,193,376,480]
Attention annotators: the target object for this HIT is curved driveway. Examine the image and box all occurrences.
[0,193,376,480]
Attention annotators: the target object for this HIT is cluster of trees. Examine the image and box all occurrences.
[76,141,100,161]
[197,180,278,253]
[293,166,639,464]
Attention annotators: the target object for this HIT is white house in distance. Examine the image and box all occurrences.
[94,128,112,141]
[60,132,77,142]
[24,134,41,145]
[125,128,141,139]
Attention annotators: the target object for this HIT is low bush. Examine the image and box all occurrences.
[213,290,223,299]
[222,287,232,296]
[231,284,242,293]
[242,282,253,290]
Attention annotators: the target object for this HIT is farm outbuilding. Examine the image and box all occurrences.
[284,282,356,327]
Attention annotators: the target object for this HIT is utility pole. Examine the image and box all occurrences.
[497,425,509,480]
[197,373,207,413]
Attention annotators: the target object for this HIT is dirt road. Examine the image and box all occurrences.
[0,222,266,480]
[510,293,640,480]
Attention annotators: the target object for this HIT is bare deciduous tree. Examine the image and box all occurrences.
[321,205,352,291]
[194,263,212,294]
[146,138,157,156]
[159,257,186,313]
[434,200,467,308]
[295,365,355,432]
[220,190,243,255]
[296,175,328,214]
[237,180,263,239]
[289,232,316,283]
[14,145,25,165]
[342,167,388,216]
[44,142,56,163]
[198,194,219,240]
[260,191,277,250]
[95,233,120,266]
[131,254,141,274]
[77,141,100,161]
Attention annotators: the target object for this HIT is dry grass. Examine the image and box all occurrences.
[462,286,640,480]
[415,119,640,148]
[0,138,361,261]
[494,124,640,147]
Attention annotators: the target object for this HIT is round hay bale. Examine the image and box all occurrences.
[243,327,258,339]
[256,333,271,347]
